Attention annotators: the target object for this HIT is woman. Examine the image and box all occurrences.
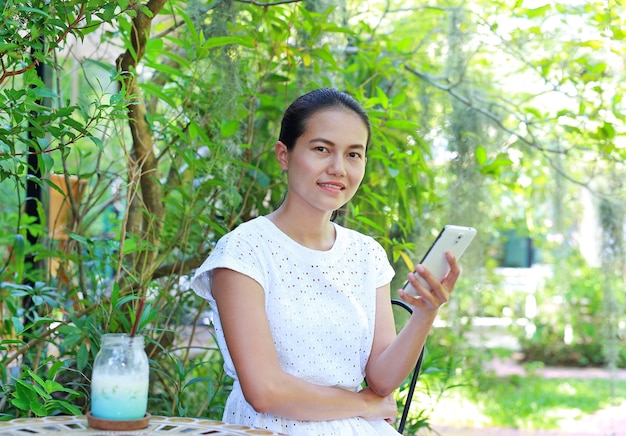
[192,88,459,435]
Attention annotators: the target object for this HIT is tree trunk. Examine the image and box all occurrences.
[116,0,167,289]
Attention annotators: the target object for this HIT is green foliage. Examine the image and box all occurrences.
[1,0,624,430]
[8,364,82,418]
[520,253,626,368]
[421,359,626,430]
[465,376,626,429]
[149,343,231,418]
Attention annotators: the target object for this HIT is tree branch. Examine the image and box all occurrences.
[403,64,616,197]
[404,64,568,155]
[235,0,303,6]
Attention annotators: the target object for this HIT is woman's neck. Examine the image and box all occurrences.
[267,205,336,251]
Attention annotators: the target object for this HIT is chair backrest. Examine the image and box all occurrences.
[391,299,425,435]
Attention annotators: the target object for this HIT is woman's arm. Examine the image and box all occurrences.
[365,252,460,396]
[211,267,397,422]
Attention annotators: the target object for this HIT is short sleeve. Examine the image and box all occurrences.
[191,229,267,303]
[373,240,395,288]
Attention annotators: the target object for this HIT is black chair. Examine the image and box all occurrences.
[391,298,425,435]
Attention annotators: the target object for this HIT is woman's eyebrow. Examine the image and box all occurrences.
[308,137,335,146]
[309,138,366,150]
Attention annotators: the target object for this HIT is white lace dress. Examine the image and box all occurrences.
[192,216,399,435]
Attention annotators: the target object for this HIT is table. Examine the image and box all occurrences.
[0,415,284,436]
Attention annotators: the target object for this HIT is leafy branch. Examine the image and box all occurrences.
[404,64,616,197]
[0,4,85,85]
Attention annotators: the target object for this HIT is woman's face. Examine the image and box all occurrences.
[276,108,368,215]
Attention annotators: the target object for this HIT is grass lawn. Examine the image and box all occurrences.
[418,375,626,430]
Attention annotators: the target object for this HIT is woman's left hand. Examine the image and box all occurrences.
[398,251,460,312]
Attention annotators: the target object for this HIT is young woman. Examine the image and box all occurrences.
[192,88,460,435]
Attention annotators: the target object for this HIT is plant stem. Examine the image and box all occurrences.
[130,298,146,337]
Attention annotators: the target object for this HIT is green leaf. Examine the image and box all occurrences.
[30,401,48,417]
[121,237,138,254]
[17,6,51,18]
[147,61,184,77]
[47,399,82,415]
[310,47,337,66]
[160,49,191,69]
[47,360,65,380]
[11,317,24,335]
[77,343,89,372]
[26,368,47,391]
[31,87,59,99]
[184,376,215,389]
[523,106,543,118]
[476,146,487,165]
[115,294,138,309]
[0,43,20,52]
[10,396,31,411]
[89,135,103,150]
[220,120,239,138]
[391,93,407,107]
[139,5,153,18]
[12,379,38,403]
[522,4,551,18]
[375,87,389,110]
[599,122,615,139]
[354,215,386,234]
[138,82,176,108]
[110,282,120,307]
[68,233,89,245]
[480,157,513,176]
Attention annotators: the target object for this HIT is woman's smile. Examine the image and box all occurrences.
[318,181,346,193]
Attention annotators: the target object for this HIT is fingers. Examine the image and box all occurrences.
[400,270,444,308]
[400,252,460,308]
[442,251,461,287]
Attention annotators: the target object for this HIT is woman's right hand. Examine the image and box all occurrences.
[358,387,397,423]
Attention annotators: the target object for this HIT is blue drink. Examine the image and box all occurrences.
[91,373,148,419]
[90,334,149,420]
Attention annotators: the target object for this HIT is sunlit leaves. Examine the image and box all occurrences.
[10,368,82,416]
[518,4,551,19]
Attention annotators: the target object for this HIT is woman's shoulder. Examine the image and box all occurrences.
[211,217,270,257]
[334,222,383,250]
[221,216,269,240]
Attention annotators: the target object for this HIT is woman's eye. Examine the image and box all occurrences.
[349,152,362,159]
[316,146,328,153]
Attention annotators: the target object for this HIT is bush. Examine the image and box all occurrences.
[519,253,626,368]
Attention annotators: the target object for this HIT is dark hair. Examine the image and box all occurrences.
[278,88,371,150]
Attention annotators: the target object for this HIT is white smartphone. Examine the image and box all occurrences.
[403,225,477,296]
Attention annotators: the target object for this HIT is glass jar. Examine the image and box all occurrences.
[91,334,149,420]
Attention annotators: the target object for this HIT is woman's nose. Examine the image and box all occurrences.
[327,155,346,176]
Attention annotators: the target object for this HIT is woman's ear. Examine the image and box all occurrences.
[275,141,289,171]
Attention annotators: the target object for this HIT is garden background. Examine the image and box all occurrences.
[1,0,624,433]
